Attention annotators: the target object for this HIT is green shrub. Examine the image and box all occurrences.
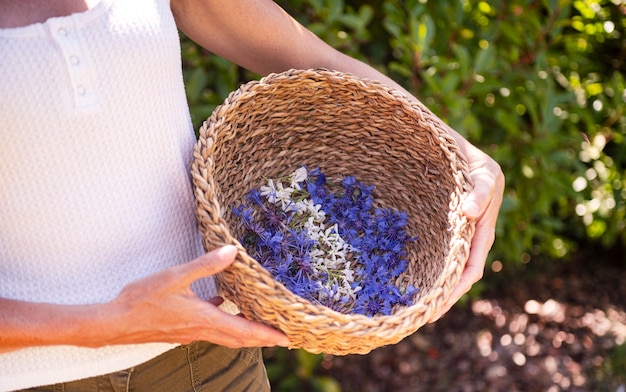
[181,0,626,272]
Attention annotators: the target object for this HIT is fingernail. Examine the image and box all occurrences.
[277,338,290,347]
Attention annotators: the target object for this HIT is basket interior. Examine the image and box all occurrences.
[206,76,461,302]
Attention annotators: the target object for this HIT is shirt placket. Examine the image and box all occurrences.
[47,16,98,109]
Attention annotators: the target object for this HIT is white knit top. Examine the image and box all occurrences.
[0,0,218,389]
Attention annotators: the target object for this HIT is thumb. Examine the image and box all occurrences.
[462,167,498,219]
[175,245,238,287]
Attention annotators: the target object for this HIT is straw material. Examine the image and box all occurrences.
[191,68,475,355]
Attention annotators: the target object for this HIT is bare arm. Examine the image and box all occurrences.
[171,0,504,318]
[0,246,289,353]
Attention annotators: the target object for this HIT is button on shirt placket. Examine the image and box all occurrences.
[49,19,97,108]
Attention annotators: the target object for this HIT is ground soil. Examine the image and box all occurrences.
[318,249,626,392]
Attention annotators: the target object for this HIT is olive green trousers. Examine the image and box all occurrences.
[20,342,269,392]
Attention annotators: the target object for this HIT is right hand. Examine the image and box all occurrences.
[106,245,290,349]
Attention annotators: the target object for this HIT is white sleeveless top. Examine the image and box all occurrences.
[0,0,218,389]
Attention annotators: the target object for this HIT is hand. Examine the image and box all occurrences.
[430,134,505,322]
[107,245,290,348]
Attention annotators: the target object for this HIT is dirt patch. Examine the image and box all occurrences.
[318,252,626,391]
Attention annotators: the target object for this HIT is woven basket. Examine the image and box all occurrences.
[191,68,475,355]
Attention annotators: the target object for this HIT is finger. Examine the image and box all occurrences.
[173,245,238,287]
[206,310,290,348]
[463,167,500,219]
[464,148,505,217]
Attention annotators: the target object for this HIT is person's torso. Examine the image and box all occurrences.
[0,1,219,389]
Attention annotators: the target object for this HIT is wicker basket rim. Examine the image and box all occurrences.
[192,68,476,353]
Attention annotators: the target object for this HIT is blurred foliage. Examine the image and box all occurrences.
[181,1,625,390]
[181,0,626,274]
[263,347,340,392]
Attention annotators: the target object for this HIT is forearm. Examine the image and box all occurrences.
[0,297,120,353]
[0,247,290,353]
[173,0,412,82]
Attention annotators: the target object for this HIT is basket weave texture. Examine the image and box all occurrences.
[191,68,475,355]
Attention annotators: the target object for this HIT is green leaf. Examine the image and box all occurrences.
[409,13,435,54]
[326,0,344,24]
[540,0,559,15]
[498,21,522,45]
[308,0,323,13]
[451,43,471,79]
[311,376,342,392]
[440,72,461,94]
[185,67,208,101]
[296,349,323,378]
[474,45,495,74]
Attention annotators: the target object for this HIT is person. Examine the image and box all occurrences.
[0,0,504,390]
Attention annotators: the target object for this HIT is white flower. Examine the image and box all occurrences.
[259,179,277,202]
[290,167,308,189]
[274,181,290,201]
[289,200,308,214]
[301,199,326,222]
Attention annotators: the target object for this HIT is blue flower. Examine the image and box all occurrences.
[306,169,328,204]
[353,281,393,317]
[233,167,419,317]
[391,285,419,307]
[264,231,285,256]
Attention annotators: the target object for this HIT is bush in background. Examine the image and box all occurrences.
[182,0,625,275]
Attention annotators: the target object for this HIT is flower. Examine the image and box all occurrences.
[233,167,419,317]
